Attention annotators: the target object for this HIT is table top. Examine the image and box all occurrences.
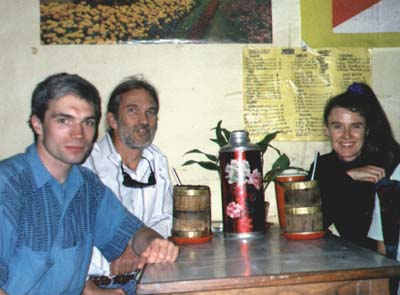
[138,228,400,294]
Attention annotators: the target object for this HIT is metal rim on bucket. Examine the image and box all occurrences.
[278,168,308,177]
[174,185,210,196]
[285,206,322,215]
[284,180,318,190]
[172,230,210,238]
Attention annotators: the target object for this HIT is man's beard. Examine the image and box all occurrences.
[118,122,157,150]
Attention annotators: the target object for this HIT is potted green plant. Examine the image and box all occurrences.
[182,120,291,191]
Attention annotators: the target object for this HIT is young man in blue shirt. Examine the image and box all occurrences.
[0,73,179,295]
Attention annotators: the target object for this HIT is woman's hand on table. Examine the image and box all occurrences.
[346,165,385,183]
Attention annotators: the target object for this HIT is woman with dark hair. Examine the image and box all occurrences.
[310,82,400,251]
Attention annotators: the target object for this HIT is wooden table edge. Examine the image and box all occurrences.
[137,266,400,294]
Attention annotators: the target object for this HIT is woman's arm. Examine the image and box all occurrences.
[346,165,385,183]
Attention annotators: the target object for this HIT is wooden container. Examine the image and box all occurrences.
[283,180,325,240]
[172,185,211,240]
[274,169,307,228]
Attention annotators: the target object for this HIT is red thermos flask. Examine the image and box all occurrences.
[219,130,265,238]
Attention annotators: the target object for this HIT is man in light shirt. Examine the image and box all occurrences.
[83,76,173,294]
[368,164,400,295]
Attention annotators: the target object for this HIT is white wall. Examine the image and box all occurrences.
[1,0,399,223]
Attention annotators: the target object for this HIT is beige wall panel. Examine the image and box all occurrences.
[0,0,398,223]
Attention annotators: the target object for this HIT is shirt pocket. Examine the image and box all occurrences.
[34,233,94,294]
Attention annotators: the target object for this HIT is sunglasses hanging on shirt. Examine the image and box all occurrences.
[121,157,156,188]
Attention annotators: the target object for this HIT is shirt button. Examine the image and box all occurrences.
[45,259,54,267]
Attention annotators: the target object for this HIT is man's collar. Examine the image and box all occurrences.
[25,144,83,188]
[101,133,124,166]
[26,144,54,188]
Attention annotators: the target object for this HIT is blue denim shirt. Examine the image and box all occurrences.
[0,144,144,294]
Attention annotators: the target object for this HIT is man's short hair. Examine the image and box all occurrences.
[107,75,159,119]
[29,72,102,141]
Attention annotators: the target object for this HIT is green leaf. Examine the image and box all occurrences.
[213,120,229,147]
[221,128,231,143]
[271,154,290,170]
[183,149,206,155]
[267,144,282,156]
[256,131,279,154]
[181,160,219,171]
[262,154,290,191]
[210,120,231,147]
[197,161,219,171]
[183,149,218,162]
[182,120,297,191]
[263,168,282,183]
[181,160,201,166]
[262,168,282,191]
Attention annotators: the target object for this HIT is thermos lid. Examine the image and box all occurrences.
[229,130,249,146]
[219,130,259,153]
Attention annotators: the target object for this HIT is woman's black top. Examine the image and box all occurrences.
[311,151,380,250]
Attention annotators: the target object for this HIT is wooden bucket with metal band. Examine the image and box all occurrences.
[172,185,211,239]
[274,169,308,228]
[283,180,325,239]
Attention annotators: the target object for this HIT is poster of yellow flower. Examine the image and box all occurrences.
[40,0,272,45]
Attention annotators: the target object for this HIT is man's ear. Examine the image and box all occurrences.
[106,112,118,131]
[30,115,43,136]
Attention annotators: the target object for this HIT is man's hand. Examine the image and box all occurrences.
[0,288,7,295]
[377,240,386,256]
[346,165,385,183]
[82,280,125,295]
[131,227,179,264]
[140,238,179,264]
[110,244,146,275]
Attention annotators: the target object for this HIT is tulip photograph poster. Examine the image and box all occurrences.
[40,0,272,45]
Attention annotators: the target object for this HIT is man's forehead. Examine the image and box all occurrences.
[120,89,157,106]
[47,94,96,115]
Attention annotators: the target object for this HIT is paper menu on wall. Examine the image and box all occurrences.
[243,47,372,142]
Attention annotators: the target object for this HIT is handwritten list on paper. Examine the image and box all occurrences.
[243,47,371,141]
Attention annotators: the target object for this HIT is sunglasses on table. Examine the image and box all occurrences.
[89,267,145,287]
[120,157,156,188]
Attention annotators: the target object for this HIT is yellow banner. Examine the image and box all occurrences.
[243,47,371,141]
